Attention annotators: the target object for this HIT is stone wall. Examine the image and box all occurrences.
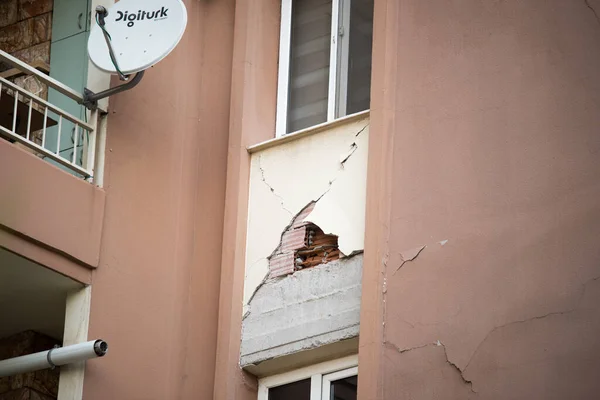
[0,331,60,400]
[0,0,53,99]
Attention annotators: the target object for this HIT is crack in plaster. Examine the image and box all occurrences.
[340,123,369,167]
[463,275,600,375]
[247,257,267,273]
[340,144,358,166]
[258,154,293,216]
[585,0,600,27]
[384,341,475,392]
[382,270,600,393]
[393,245,427,275]
[400,305,463,330]
[245,271,270,309]
[319,123,369,202]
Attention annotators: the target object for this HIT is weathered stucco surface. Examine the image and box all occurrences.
[244,117,369,308]
[359,0,600,398]
[241,254,362,369]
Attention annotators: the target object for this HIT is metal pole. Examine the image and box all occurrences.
[0,340,108,378]
[83,71,145,110]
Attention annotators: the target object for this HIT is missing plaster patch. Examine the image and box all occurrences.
[393,245,426,275]
[268,202,344,278]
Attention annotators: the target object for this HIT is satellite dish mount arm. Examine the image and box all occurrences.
[82,6,145,110]
[83,71,144,110]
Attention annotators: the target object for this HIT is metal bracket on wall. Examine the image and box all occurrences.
[82,71,144,110]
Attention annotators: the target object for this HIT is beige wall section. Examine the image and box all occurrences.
[359,0,600,398]
[244,116,369,308]
[0,138,105,270]
[82,0,236,398]
[57,286,91,400]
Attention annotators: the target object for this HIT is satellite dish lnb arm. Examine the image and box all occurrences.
[82,6,145,110]
[83,70,145,110]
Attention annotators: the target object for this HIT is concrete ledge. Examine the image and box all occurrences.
[244,337,359,378]
[241,255,362,370]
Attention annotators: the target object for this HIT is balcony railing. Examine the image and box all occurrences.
[0,50,102,181]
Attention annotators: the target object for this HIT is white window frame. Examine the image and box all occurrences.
[275,0,354,137]
[257,354,358,400]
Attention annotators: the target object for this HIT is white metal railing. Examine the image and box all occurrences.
[0,50,100,180]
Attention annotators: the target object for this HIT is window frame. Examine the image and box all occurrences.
[275,0,354,137]
[257,354,358,400]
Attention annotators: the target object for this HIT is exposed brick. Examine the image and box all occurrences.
[295,224,339,269]
[0,19,34,53]
[0,0,18,28]
[18,0,52,20]
[280,226,307,252]
[269,253,295,278]
[268,201,341,277]
[292,202,315,228]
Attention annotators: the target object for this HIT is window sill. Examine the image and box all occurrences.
[247,110,370,154]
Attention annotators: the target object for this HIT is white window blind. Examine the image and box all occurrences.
[276,0,374,136]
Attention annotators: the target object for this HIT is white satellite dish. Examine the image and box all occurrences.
[88,0,187,75]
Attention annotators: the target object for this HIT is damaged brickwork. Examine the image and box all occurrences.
[244,117,369,308]
[268,202,342,277]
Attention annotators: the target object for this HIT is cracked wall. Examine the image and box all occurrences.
[361,0,600,398]
[244,116,369,311]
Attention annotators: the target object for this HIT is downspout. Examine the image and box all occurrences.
[0,339,108,377]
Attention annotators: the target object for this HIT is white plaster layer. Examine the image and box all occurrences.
[241,255,363,367]
[244,117,369,306]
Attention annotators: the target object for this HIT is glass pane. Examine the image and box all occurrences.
[342,0,373,116]
[287,0,332,133]
[330,375,357,400]
[268,378,311,400]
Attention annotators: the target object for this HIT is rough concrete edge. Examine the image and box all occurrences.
[241,324,360,368]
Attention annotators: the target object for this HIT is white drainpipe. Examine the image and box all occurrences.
[0,339,108,377]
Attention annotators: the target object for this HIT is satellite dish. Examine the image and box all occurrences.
[88,0,187,75]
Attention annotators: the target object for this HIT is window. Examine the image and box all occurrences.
[258,355,358,400]
[276,0,374,136]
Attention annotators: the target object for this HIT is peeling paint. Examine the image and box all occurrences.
[439,239,448,246]
[393,245,426,274]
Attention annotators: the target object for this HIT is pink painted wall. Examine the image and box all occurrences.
[82,0,236,398]
[360,0,600,398]
[0,138,104,272]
